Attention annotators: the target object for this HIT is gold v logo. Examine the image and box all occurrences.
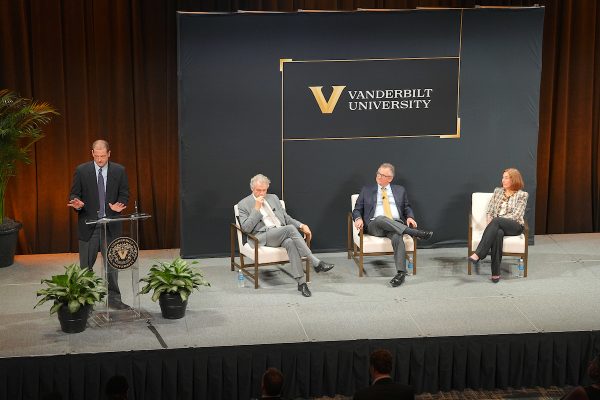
[118,249,128,260]
[309,86,346,114]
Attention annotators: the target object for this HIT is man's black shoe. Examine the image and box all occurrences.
[297,283,312,297]
[416,230,433,240]
[314,261,334,273]
[404,228,433,240]
[390,272,407,287]
[108,299,131,310]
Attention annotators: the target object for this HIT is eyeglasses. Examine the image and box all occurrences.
[376,172,393,179]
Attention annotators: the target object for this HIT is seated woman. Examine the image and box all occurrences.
[468,168,528,283]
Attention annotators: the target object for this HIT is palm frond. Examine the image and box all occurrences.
[0,89,58,224]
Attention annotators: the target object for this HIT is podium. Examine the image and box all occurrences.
[85,211,151,325]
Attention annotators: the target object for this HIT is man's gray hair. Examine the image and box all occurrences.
[92,139,110,151]
[379,163,395,176]
[250,174,271,190]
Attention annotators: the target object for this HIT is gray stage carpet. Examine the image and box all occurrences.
[1,233,599,359]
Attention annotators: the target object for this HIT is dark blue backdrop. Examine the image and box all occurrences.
[178,9,543,257]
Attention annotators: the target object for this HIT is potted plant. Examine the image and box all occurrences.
[139,257,210,319]
[35,263,107,333]
[0,89,57,267]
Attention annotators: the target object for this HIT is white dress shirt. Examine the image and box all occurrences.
[373,185,400,220]
[254,196,282,228]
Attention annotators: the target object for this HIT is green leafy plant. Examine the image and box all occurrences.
[139,257,210,302]
[0,89,58,226]
[35,263,107,314]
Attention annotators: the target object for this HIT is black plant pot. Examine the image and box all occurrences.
[159,293,188,319]
[0,220,22,268]
[57,303,91,333]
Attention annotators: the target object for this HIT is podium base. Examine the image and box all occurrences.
[90,308,152,327]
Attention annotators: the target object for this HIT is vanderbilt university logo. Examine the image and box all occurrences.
[107,237,139,270]
[309,85,346,114]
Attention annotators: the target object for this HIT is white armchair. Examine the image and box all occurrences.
[468,192,529,276]
[230,200,310,289]
[347,194,416,277]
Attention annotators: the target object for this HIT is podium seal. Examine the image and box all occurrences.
[107,237,139,270]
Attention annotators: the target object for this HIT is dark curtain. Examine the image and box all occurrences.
[1,0,598,254]
[536,0,600,233]
[1,332,599,399]
[0,0,181,253]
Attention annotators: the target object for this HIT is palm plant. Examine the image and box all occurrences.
[35,263,107,314]
[0,89,58,226]
[140,257,210,302]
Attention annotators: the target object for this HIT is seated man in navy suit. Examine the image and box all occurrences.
[352,163,433,287]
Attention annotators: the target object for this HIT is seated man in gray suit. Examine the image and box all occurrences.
[352,163,433,288]
[237,174,334,297]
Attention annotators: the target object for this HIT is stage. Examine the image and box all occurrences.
[1,234,599,399]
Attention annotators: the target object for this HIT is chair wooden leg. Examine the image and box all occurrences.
[523,227,529,278]
[359,247,364,277]
[253,262,259,289]
[467,223,473,275]
[359,229,365,277]
[347,215,352,259]
[230,225,235,271]
[467,242,472,276]
[251,245,259,289]
[350,243,359,275]
[305,258,310,283]
[412,247,417,275]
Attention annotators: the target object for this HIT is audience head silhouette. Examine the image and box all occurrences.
[370,348,393,377]
[261,367,283,398]
[105,375,128,400]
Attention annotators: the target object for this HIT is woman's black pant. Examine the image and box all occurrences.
[475,217,523,276]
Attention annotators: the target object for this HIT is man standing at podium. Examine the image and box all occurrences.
[67,139,130,309]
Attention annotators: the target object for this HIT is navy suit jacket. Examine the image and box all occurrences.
[69,161,129,241]
[353,377,415,400]
[352,184,414,229]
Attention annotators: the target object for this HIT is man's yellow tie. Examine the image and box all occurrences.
[381,187,393,219]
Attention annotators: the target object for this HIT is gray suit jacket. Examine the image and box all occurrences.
[237,193,302,245]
